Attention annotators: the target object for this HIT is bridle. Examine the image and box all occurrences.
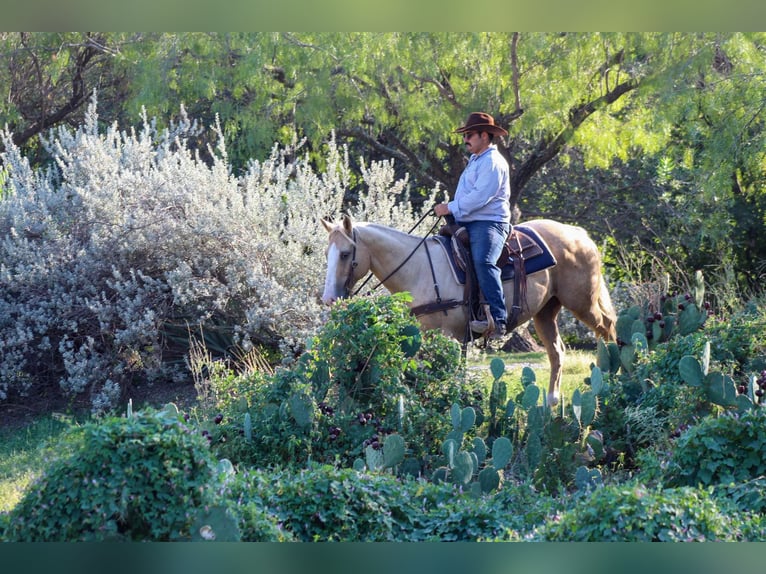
[333,212,471,347]
[342,228,359,298]
[346,213,441,298]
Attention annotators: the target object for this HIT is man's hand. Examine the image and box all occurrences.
[434,203,451,217]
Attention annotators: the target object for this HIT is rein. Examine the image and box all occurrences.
[350,212,442,297]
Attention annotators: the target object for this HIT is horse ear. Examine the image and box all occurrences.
[321,218,334,233]
[341,213,353,235]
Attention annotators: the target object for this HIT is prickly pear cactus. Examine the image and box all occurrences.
[243,412,253,442]
[526,431,542,471]
[382,434,405,469]
[597,339,620,374]
[452,451,475,485]
[521,384,540,410]
[574,466,602,492]
[521,366,536,387]
[472,437,487,465]
[491,437,513,469]
[679,349,750,411]
[677,303,707,335]
[288,393,314,428]
[572,389,597,427]
[365,443,385,471]
[478,467,501,493]
[358,433,407,472]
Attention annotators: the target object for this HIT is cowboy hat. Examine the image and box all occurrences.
[454,112,508,136]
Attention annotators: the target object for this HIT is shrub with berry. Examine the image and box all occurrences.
[199,294,480,471]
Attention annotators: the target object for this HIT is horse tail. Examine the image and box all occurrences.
[597,276,617,342]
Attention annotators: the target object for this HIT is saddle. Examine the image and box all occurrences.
[437,224,554,336]
[442,225,544,273]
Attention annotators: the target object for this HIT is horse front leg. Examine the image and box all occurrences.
[533,298,565,407]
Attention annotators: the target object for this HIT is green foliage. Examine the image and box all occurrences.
[224,464,552,541]
[312,292,420,409]
[428,401,511,495]
[3,405,223,541]
[535,483,744,541]
[666,409,766,487]
[205,294,475,470]
[594,271,763,465]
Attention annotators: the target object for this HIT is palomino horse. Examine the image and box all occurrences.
[321,214,616,406]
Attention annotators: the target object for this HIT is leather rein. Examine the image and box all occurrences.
[345,216,465,317]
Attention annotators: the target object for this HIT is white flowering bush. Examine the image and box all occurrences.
[0,99,437,412]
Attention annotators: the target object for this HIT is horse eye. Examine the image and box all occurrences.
[340,251,351,260]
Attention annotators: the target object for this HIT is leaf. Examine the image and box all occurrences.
[521,384,540,410]
[597,339,612,373]
[382,434,405,468]
[479,467,501,494]
[679,355,704,387]
[472,437,487,464]
[459,406,476,432]
[365,444,384,472]
[490,357,505,380]
[491,437,513,469]
[452,451,474,485]
[450,403,461,430]
[590,366,604,395]
[521,366,536,387]
[580,390,597,427]
[442,438,458,467]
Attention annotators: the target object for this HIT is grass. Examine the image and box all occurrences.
[469,347,598,404]
[0,414,75,513]
[0,348,600,515]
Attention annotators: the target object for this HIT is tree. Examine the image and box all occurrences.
[0,33,138,160]
[3,33,765,296]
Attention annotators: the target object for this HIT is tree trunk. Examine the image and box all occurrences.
[501,325,543,353]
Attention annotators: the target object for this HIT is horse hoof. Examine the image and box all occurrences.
[547,392,559,407]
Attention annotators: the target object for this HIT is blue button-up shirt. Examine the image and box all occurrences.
[447,144,510,224]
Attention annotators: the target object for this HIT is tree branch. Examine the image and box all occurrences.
[511,77,639,203]
[11,34,113,147]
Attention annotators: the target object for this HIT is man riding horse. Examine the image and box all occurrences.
[434,112,511,341]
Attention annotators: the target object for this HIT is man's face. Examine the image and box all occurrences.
[463,131,488,154]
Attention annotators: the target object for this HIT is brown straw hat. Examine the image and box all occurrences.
[454,112,508,136]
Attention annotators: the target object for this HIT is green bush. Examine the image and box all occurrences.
[224,464,548,541]
[3,405,222,541]
[706,301,766,374]
[204,294,481,471]
[535,483,743,541]
[666,408,766,487]
[235,504,296,542]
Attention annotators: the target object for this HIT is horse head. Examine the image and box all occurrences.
[321,214,365,305]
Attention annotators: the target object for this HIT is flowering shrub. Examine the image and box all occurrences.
[0,99,438,411]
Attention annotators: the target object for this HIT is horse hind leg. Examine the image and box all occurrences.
[533,297,565,407]
[597,279,617,341]
[568,277,617,342]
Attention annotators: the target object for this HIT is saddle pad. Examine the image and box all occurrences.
[433,224,557,286]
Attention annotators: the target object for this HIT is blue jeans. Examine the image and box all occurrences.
[461,221,511,326]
